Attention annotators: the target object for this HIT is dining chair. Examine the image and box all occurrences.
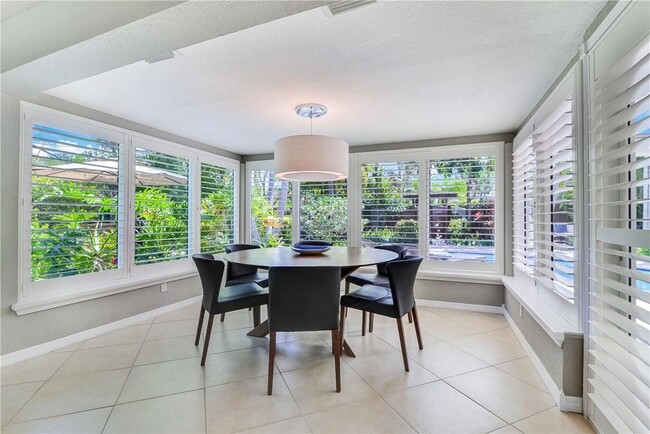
[222,244,269,323]
[192,254,269,366]
[344,244,410,334]
[266,266,342,395]
[340,256,423,372]
[294,240,334,246]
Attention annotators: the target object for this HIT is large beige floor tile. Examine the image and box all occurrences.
[514,407,595,433]
[273,339,334,373]
[146,319,201,341]
[489,425,523,433]
[418,314,482,341]
[118,357,204,403]
[1,382,44,426]
[446,367,555,424]
[449,333,527,365]
[449,312,510,332]
[206,328,268,355]
[420,307,474,319]
[13,368,129,423]
[345,351,438,394]
[339,333,399,359]
[408,341,488,378]
[54,343,141,378]
[134,335,203,365]
[153,303,202,323]
[52,342,84,353]
[1,353,71,386]
[486,328,521,347]
[240,416,311,433]
[305,397,415,433]
[205,376,300,433]
[205,346,277,387]
[80,325,150,350]
[105,389,206,434]
[496,358,547,391]
[2,408,111,434]
[369,320,439,353]
[212,310,263,332]
[383,380,506,433]
[282,360,377,415]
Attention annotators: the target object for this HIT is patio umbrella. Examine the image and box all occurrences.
[32,160,187,186]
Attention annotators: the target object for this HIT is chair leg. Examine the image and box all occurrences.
[253,306,261,327]
[332,330,341,393]
[412,305,424,350]
[361,311,367,336]
[195,305,205,346]
[267,331,276,395]
[396,317,410,372]
[344,280,350,294]
[201,314,214,366]
[369,313,374,333]
[407,311,413,323]
[220,313,225,323]
[339,306,346,353]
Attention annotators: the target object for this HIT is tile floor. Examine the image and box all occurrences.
[1,302,595,433]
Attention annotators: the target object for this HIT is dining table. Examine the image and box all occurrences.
[223,246,399,357]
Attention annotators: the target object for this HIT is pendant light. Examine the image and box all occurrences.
[274,104,349,181]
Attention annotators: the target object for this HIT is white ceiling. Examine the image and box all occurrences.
[45,1,605,155]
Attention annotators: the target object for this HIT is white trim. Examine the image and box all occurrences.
[503,308,583,413]
[12,270,198,315]
[585,0,633,51]
[415,298,504,315]
[2,296,201,367]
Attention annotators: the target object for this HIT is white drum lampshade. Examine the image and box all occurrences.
[274,134,349,181]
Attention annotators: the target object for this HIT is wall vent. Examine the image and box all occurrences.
[323,1,376,17]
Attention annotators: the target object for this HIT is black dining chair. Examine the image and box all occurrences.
[345,244,409,334]
[192,254,269,366]
[222,244,269,323]
[340,256,423,372]
[267,266,342,395]
[295,240,333,247]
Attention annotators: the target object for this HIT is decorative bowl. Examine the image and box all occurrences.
[290,244,331,255]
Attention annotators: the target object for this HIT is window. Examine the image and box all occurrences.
[360,160,419,255]
[134,146,190,265]
[533,96,576,300]
[587,34,649,434]
[200,162,236,253]
[18,105,239,311]
[299,180,348,245]
[30,124,124,282]
[512,137,536,275]
[427,156,496,263]
[248,168,293,247]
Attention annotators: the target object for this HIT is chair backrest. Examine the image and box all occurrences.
[225,244,261,279]
[295,240,333,247]
[387,256,423,317]
[192,254,225,314]
[375,244,409,275]
[268,266,341,332]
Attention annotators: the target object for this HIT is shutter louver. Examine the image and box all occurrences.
[249,169,293,247]
[588,34,650,434]
[513,138,536,275]
[200,163,236,253]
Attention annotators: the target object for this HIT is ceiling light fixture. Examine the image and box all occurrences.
[274,104,349,182]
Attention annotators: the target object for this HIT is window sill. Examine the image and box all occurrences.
[354,266,503,285]
[12,269,198,316]
[501,275,580,346]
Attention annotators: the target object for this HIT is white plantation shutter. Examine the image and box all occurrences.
[532,96,576,299]
[299,180,348,245]
[200,162,236,253]
[513,138,536,275]
[588,34,650,434]
[361,161,419,254]
[134,147,190,265]
[249,169,293,246]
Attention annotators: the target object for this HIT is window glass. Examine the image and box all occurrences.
[249,169,293,247]
[200,162,236,253]
[299,180,347,245]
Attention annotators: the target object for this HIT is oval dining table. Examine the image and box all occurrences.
[223,246,399,357]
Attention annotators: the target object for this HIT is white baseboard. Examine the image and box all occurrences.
[0,296,201,368]
[416,298,505,315]
[503,307,583,413]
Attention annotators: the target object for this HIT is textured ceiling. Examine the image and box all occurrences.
[45,1,605,155]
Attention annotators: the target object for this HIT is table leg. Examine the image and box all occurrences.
[342,339,356,357]
[247,319,269,337]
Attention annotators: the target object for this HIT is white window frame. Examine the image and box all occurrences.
[15,103,239,315]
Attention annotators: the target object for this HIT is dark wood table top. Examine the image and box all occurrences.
[223,246,398,269]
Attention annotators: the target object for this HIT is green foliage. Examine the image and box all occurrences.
[299,190,347,245]
[393,219,418,244]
